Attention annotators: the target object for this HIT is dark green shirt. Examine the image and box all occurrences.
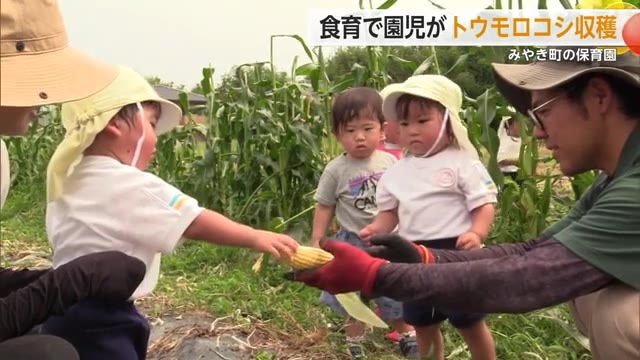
[543,126,640,290]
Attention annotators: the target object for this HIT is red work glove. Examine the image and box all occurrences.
[289,240,387,296]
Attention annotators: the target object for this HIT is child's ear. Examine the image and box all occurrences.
[102,118,125,137]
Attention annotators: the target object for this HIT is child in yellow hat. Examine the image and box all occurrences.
[359,74,497,360]
[41,66,299,360]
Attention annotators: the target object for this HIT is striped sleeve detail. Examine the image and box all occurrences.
[168,193,192,210]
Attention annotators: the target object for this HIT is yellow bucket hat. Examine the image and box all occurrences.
[382,74,479,160]
[46,66,183,202]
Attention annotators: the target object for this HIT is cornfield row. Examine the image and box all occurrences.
[4,0,597,262]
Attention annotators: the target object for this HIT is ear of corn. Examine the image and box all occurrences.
[286,245,335,270]
[283,245,389,329]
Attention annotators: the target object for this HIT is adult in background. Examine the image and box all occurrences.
[290,49,640,360]
[497,115,522,184]
[0,0,146,358]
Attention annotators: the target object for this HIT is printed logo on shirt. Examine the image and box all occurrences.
[436,168,457,188]
[348,171,383,212]
[168,192,191,210]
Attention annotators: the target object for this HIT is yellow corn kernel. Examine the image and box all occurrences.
[287,246,334,270]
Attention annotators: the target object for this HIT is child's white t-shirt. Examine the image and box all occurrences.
[377,147,498,241]
[46,156,204,299]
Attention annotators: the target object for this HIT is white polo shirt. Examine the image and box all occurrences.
[46,156,204,299]
[377,147,498,241]
[497,118,522,173]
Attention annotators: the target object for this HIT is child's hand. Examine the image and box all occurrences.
[456,232,483,250]
[310,238,321,248]
[358,225,378,244]
[253,230,299,260]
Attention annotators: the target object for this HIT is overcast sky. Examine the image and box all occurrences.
[59,0,565,89]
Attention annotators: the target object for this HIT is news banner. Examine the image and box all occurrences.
[307,8,640,61]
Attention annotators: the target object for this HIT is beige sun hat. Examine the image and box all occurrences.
[491,47,640,116]
[0,0,118,107]
[379,83,403,123]
[46,66,183,202]
[382,74,479,160]
[379,83,403,100]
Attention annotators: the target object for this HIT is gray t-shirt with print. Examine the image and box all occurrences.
[314,150,397,235]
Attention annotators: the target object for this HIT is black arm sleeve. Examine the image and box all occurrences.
[429,237,543,264]
[0,268,50,297]
[0,251,145,341]
[372,237,614,313]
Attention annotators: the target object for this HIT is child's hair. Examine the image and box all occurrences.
[331,87,384,134]
[113,100,162,126]
[395,93,459,149]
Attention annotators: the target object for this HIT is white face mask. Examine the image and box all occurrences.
[417,109,449,158]
[130,102,146,167]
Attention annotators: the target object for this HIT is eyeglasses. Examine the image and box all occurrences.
[527,95,560,131]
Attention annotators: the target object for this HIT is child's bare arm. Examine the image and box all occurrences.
[183,209,298,259]
[311,203,334,247]
[373,209,399,234]
[457,203,496,250]
[469,203,496,239]
[360,209,399,242]
[457,160,499,250]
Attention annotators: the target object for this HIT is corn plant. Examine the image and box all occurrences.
[149,64,327,236]
[3,106,64,192]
